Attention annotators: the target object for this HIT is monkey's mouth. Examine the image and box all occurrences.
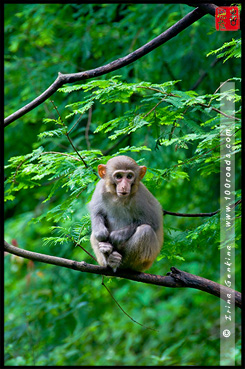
[117,192,130,197]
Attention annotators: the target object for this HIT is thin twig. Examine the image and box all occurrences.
[75,244,97,262]
[137,86,165,94]
[41,151,80,161]
[50,100,66,128]
[191,58,222,90]
[143,99,164,118]
[67,114,84,135]
[102,276,157,331]
[212,78,232,96]
[163,199,241,217]
[85,106,92,150]
[169,107,189,141]
[50,101,89,168]
[13,160,26,183]
[65,233,97,262]
[197,102,239,121]
[65,135,88,168]
[102,134,129,156]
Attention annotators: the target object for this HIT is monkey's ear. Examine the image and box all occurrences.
[98,164,106,178]
[139,166,147,179]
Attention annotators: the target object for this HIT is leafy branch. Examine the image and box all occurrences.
[50,100,89,168]
[4,4,217,127]
[4,77,241,259]
[207,38,241,63]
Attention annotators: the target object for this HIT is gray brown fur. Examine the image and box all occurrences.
[88,156,163,272]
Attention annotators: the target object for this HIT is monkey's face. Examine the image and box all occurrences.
[97,158,147,199]
[112,170,135,198]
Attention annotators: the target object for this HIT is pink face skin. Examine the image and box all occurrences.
[112,170,135,197]
[98,161,147,198]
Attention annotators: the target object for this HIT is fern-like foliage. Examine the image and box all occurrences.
[5,71,241,261]
[207,38,241,63]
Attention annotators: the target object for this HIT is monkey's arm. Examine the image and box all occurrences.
[90,212,109,241]
[89,181,110,242]
[90,214,122,271]
[109,224,138,246]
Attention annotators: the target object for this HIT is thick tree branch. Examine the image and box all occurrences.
[187,3,216,16]
[4,5,217,127]
[4,240,241,308]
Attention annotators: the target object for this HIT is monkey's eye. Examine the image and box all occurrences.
[127,173,133,179]
[115,173,123,179]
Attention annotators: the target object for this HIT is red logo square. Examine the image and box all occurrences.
[215,6,240,31]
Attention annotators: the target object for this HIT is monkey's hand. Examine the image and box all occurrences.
[98,242,113,256]
[109,225,137,248]
[108,251,122,272]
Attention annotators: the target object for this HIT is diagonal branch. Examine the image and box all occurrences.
[4,5,217,127]
[4,240,241,308]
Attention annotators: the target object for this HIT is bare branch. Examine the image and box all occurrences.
[163,199,241,217]
[168,266,241,309]
[197,102,240,121]
[186,3,216,16]
[163,209,219,217]
[4,5,217,127]
[191,58,222,90]
[4,240,241,308]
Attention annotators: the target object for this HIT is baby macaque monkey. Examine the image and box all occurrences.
[89,155,163,272]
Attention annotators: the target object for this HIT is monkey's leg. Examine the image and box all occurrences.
[109,224,137,246]
[108,251,122,272]
[90,233,113,267]
[120,224,161,271]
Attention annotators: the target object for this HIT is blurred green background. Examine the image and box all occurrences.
[4,4,241,366]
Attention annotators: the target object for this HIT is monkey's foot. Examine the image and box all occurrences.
[108,251,122,272]
[98,242,113,256]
